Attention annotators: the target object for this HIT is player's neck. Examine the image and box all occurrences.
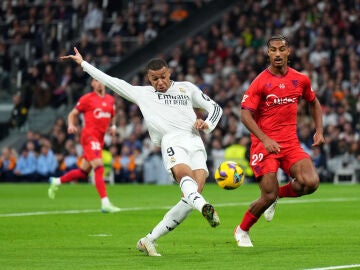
[95,91,105,97]
[268,65,288,76]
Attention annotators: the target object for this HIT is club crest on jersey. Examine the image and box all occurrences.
[265,94,297,106]
[179,88,186,93]
[292,80,298,88]
[170,156,176,163]
[93,108,111,119]
[265,83,272,89]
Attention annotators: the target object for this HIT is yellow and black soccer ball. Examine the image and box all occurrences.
[214,161,245,190]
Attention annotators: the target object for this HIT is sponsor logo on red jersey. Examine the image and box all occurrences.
[265,94,297,106]
[93,108,111,119]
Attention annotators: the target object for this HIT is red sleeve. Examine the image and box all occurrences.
[76,94,89,113]
[301,75,316,103]
[241,75,262,111]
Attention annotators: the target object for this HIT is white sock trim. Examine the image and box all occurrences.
[146,198,193,241]
[179,176,206,212]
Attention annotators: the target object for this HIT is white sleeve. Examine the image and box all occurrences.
[190,83,223,134]
[81,61,139,103]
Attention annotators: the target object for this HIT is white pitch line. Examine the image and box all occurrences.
[0,197,359,218]
[303,264,360,270]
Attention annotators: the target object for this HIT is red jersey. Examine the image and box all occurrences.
[241,67,315,144]
[76,92,115,140]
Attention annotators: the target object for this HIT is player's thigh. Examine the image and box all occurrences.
[79,158,92,172]
[81,135,103,162]
[250,142,280,179]
[89,158,103,169]
[171,163,194,182]
[289,158,319,187]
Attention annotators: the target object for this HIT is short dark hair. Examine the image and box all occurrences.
[266,35,289,47]
[146,58,168,73]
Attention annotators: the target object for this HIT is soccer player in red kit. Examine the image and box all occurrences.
[234,35,325,247]
[48,79,120,213]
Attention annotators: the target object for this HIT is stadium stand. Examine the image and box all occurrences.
[1,0,360,184]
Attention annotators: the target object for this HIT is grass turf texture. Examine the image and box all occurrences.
[0,183,359,270]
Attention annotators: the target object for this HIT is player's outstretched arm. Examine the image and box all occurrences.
[60,47,139,104]
[59,47,84,65]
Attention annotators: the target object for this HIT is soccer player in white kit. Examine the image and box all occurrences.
[60,47,223,256]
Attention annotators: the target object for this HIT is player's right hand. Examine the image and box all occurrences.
[59,47,84,65]
[262,137,281,154]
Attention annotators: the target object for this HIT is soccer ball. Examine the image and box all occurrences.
[214,161,245,190]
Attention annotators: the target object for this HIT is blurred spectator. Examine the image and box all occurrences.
[0,146,17,182]
[143,21,158,41]
[53,65,73,108]
[107,14,126,38]
[123,132,142,154]
[83,1,103,33]
[311,145,331,182]
[0,92,29,139]
[169,3,188,22]
[143,146,171,185]
[0,41,11,89]
[9,92,28,129]
[133,146,145,184]
[13,143,37,182]
[36,138,58,182]
[113,144,136,183]
[209,137,225,178]
[57,139,80,175]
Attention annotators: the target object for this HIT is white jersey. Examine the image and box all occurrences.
[81,61,223,146]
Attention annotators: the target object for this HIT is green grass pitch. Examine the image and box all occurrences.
[0,182,359,270]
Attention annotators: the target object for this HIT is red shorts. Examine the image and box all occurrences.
[81,133,104,162]
[249,141,310,179]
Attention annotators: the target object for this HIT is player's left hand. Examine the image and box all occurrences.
[194,119,208,130]
[109,125,117,136]
[312,131,325,147]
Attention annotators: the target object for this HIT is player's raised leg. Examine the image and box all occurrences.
[48,169,88,199]
[137,198,193,256]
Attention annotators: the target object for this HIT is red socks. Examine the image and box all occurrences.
[94,166,107,199]
[240,210,259,231]
[278,181,299,198]
[60,169,88,183]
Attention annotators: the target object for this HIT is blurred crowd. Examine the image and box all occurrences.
[1,0,360,184]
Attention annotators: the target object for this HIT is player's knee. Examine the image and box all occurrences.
[262,192,278,206]
[308,176,319,193]
[304,174,319,194]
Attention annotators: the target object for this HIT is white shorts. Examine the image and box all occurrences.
[161,132,208,176]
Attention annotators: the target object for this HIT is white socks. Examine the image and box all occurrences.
[145,177,207,242]
[53,177,62,185]
[101,197,110,206]
[146,198,193,241]
[179,176,207,212]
